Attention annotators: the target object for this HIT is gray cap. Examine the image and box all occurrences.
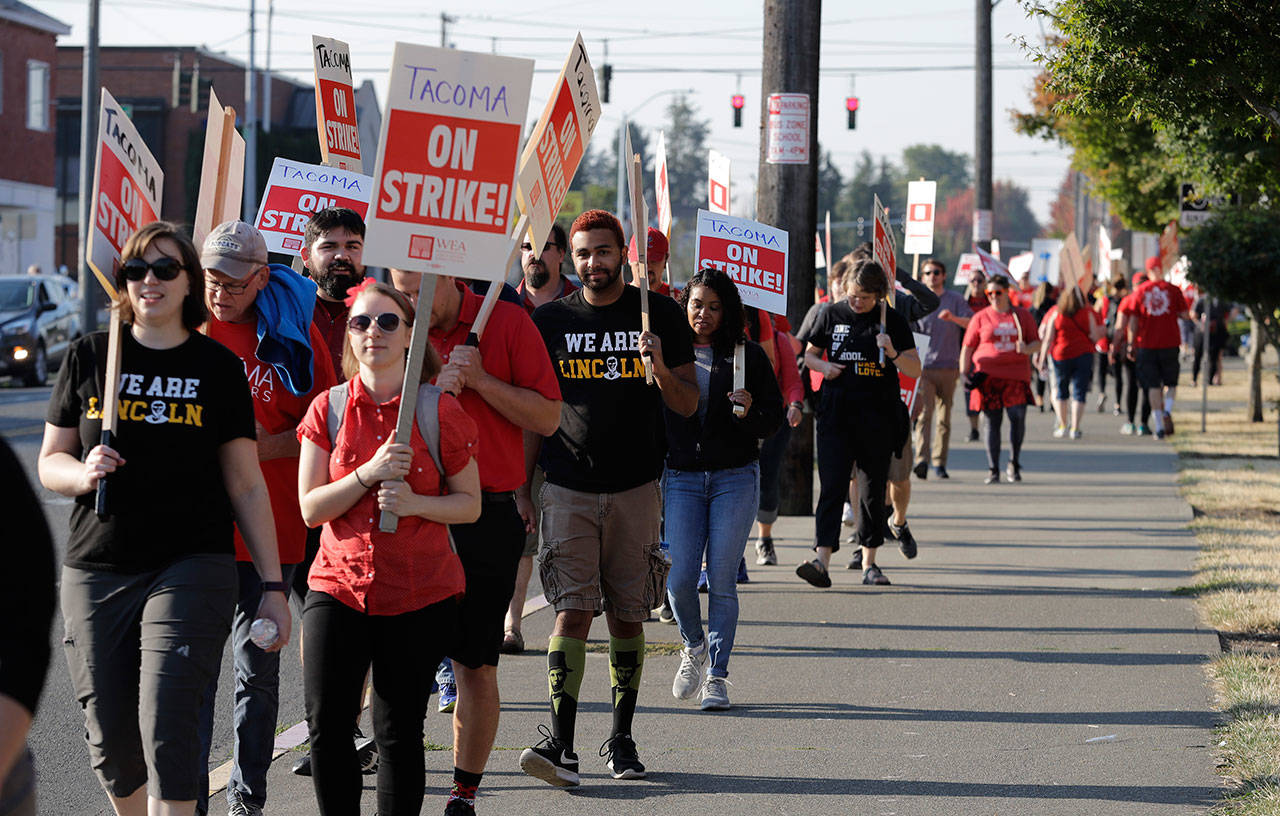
[202,221,268,280]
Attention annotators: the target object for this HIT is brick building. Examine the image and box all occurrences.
[0,0,70,276]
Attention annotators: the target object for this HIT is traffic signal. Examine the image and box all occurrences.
[732,94,744,128]
[846,96,859,129]
[601,64,612,104]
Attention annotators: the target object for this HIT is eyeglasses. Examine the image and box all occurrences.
[120,257,183,282]
[347,312,403,333]
[985,289,1007,298]
[922,269,945,276]
[205,274,257,295]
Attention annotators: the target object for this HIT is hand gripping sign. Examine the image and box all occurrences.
[313,35,362,171]
[86,88,165,519]
[254,158,373,254]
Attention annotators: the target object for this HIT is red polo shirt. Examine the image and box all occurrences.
[516,276,578,314]
[208,318,338,564]
[1121,279,1187,349]
[297,374,477,615]
[312,297,351,383]
[429,282,562,492]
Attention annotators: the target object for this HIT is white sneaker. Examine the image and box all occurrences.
[841,502,856,526]
[1052,425,1066,438]
[672,640,708,700]
[700,676,731,711]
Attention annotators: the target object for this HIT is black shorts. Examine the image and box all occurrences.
[448,494,525,669]
[1136,347,1180,389]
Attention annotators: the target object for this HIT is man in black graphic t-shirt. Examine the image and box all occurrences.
[520,210,696,788]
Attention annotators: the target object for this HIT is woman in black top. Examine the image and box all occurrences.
[663,269,782,711]
[38,222,288,815]
[799,259,920,588]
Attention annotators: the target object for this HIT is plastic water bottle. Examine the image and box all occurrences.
[249,617,279,649]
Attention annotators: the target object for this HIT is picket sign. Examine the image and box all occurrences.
[254,158,372,254]
[708,149,731,215]
[903,179,937,275]
[824,210,832,275]
[1158,219,1179,274]
[814,231,826,269]
[954,252,980,287]
[313,35,362,171]
[692,210,789,316]
[1097,223,1112,286]
[1058,232,1087,295]
[654,130,672,243]
[625,127,654,385]
[192,90,245,249]
[898,332,930,413]
[85,88,165,518]
[1030,238,1062,285]
[872,194,896,363]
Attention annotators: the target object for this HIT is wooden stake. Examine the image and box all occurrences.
[626,144,654,385]
[94,307,124,518]
[879,300,887,365]
[732,341,746,417]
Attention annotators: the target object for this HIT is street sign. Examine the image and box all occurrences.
[1179,182,1237,228]
[765,93,810,165]
[903,180,936,255]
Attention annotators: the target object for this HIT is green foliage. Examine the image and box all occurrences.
[661,95,711,222]
[901,144,970,205]
[1182,207,1280,348]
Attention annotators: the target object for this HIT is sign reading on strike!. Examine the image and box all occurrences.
[903,180,937,255]
[88,87,164,297]
[517,33,599,251]
[654,130,671,237]
[364,42,533,281]
[313,36,361,170]
[872,194,896,284]
[899,333,930,412]
[254,158,373,254]
[765,93,810,165]
[954,252,980,286]
[708,149,731,215]
[694,209,789,316]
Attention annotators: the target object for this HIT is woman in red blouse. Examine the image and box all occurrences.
[1034,285,1103,439]
[296,280,480,816]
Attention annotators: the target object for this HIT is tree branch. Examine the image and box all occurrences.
[1231,84,1280,135]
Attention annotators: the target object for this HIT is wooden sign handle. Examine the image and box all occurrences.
[879,300,887,366]
[732,341,746,417]
[468,213,531,349]
[95,307,124,518]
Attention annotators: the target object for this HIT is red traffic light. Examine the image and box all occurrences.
[846,96,860,112]
[731,94,745,109]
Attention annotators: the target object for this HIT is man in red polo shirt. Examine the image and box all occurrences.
[517,223,578,313]
[627,226,673,297]
[1122,257,1190,439]
[389,268,562,815]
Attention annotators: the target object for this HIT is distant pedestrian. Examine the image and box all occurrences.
[1121,257,1190,439]
[1035,284,1103,439]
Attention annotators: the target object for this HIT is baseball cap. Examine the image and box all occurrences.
[628,227,669,263]
[202,221,268,280]
[1144,255,1161,272]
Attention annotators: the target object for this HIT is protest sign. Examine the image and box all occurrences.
[898,332,930,413]
[624,129,654,384]
[873,194,896,315]
[903,180,936,256]
[1030,238,1062,285]
[1007,251,1034,283]
[694,209,788,316]
[254,158,373,254]
[654,130,671,240]
[515,33,599,253]
[1159,219,1179,274]
[363,42,533,282]
[313,35,362,171]
[708,149,731,215]
[954,252,980,286]
[765,93,810,164]
[1096,223,1112,286]
[975,245,1009,283]
[193,89,245,248]
[814,232,826,269]
[1059,232,1087,292]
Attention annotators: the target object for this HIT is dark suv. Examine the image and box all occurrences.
[0,275,83,386]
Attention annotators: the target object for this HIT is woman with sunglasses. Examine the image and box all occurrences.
[38,222,290,815]
[959,276,1041,484]
[296,279,480,816]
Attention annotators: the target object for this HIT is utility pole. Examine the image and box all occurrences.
[262,0,273,133]
[757,0,820,515]
[243,0,258,223]
[77,0,100,333]
[441,12,455,48]
[974,0,993,252]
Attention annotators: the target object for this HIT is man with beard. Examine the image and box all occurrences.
[519,210,697,787]
[517,223,577,313]
[301,207,369,378]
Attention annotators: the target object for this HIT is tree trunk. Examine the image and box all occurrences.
[1247,314,1264,422]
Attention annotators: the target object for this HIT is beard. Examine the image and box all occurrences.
[524,263,551,290]
[582,258,623,292]
[312,260,362,300]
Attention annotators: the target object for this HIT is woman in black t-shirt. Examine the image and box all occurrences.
[798,259,920,588]
[38,222,288,814]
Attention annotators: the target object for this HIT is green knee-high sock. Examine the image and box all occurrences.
[609,634,645,737]
[547,636,586,752]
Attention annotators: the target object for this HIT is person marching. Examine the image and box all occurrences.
[960,275,1041,483]
[749,307,804,567]
[520,210,698,787]
[665,269,783,711]
[628,227,673,297]
[39,222,291,816]
[1035,284,1103,439]
[1122,257,1190,439]
[911,258,973,480]
[295,280,481,816]
[197,221,338,816]
[798,258,920,589]
[1111,271,1153,435]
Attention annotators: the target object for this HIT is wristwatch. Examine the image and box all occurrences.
[260,580,288,594]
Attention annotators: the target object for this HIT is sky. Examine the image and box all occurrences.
[34,0,1071,223]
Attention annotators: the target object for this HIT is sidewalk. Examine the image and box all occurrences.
[218,400,1222,815]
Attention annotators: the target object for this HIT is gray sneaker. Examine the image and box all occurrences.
[227,797,263,816]
[672,640,707,699]
[700,676,731,711]
[754,536,777,566]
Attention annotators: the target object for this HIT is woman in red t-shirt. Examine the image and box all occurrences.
[296,280,480,815]
[960,276,1041,484]
[1035,285,1102,439]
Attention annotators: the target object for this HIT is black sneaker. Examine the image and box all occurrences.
[444,798,476,815]
[862,565,891,585]
[657,601,675,624]
[355,728,378,774]
[795,558,832,588]
[984,469,1000,485]
[912,461,928,479]
[600,734,646,779]
[968,428,980,442]
[846,548,863,570]
[520,725,580,787]
[291,751,312,776]
[890,521,917,559]
[933,466,950,479]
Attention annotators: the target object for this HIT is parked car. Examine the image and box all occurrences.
[0,274,83,386]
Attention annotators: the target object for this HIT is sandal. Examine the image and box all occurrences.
[500,629,525,655]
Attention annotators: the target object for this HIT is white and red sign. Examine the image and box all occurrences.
[694,209,789,316]
[954,252,981,286]
[898,332,930,412]
[765,92,810,165]
[363,43,533,281]
[708,149,731,215]
[654,130,671,238]
[975,245,1010,282]
[814,231,826,269]
[253,158,373,254]
[872,193,896,282]
[516,33,599,250]
[903,180,937,256]
[87,87,164,297]
[312,36,362,171]
[1096,223,1112,285]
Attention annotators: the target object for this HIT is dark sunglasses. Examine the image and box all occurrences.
[120,257,184,282]
[922,268,945,276]
[347,312,402,333]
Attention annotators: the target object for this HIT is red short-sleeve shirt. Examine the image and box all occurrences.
[429,282,561,493]
[1123,280,1187,349]
[297,374,478,615]
[963,306,1039,382]
[1050,307,1096,361]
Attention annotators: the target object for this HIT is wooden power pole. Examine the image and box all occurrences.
[975,0,993,252]
[757,0,820,516]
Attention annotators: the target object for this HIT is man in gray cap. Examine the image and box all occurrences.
[195,221,338,816]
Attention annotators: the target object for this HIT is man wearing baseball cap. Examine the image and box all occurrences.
[628,226,673,297]
[196,221,338,816]
[1120,257,1189,439]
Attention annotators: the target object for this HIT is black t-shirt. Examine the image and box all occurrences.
[805,300,915,403]
[47,330,257,572]
[533,285,695,492]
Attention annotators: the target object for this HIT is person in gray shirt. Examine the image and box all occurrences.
[911,259,973,479]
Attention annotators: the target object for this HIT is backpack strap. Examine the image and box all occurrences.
[414,384,444,481]
[326,382,350,448]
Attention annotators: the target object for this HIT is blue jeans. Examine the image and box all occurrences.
[662,464,760,679]
[1052,353,1093,402]
[197,561,295,812]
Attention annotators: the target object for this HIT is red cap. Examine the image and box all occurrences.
[628,227,669,263]
[1145,255,1161,272]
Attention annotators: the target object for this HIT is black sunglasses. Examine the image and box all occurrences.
[923,268,945,276]
[120,257,184,282]
[347,312,403,333]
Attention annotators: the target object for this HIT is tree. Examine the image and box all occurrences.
[901,144,971,206]
[661,95,710,224]
[932,181,1042,270]
[815,149,844,223]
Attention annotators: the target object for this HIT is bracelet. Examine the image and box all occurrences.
[260,580,288,594]
[888,351,900,361]
[354,467,370,489]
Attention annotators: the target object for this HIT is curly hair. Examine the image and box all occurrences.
[116,221,207,329]
[341,280,442,383]
[569,209,625,252]
[679,267,746,353]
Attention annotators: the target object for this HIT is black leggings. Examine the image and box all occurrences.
[1121,359,1151,425]
[983,404,1027,472]
[1192,331,1227,384]
[815,409,895,552]
[303,591,456,816]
